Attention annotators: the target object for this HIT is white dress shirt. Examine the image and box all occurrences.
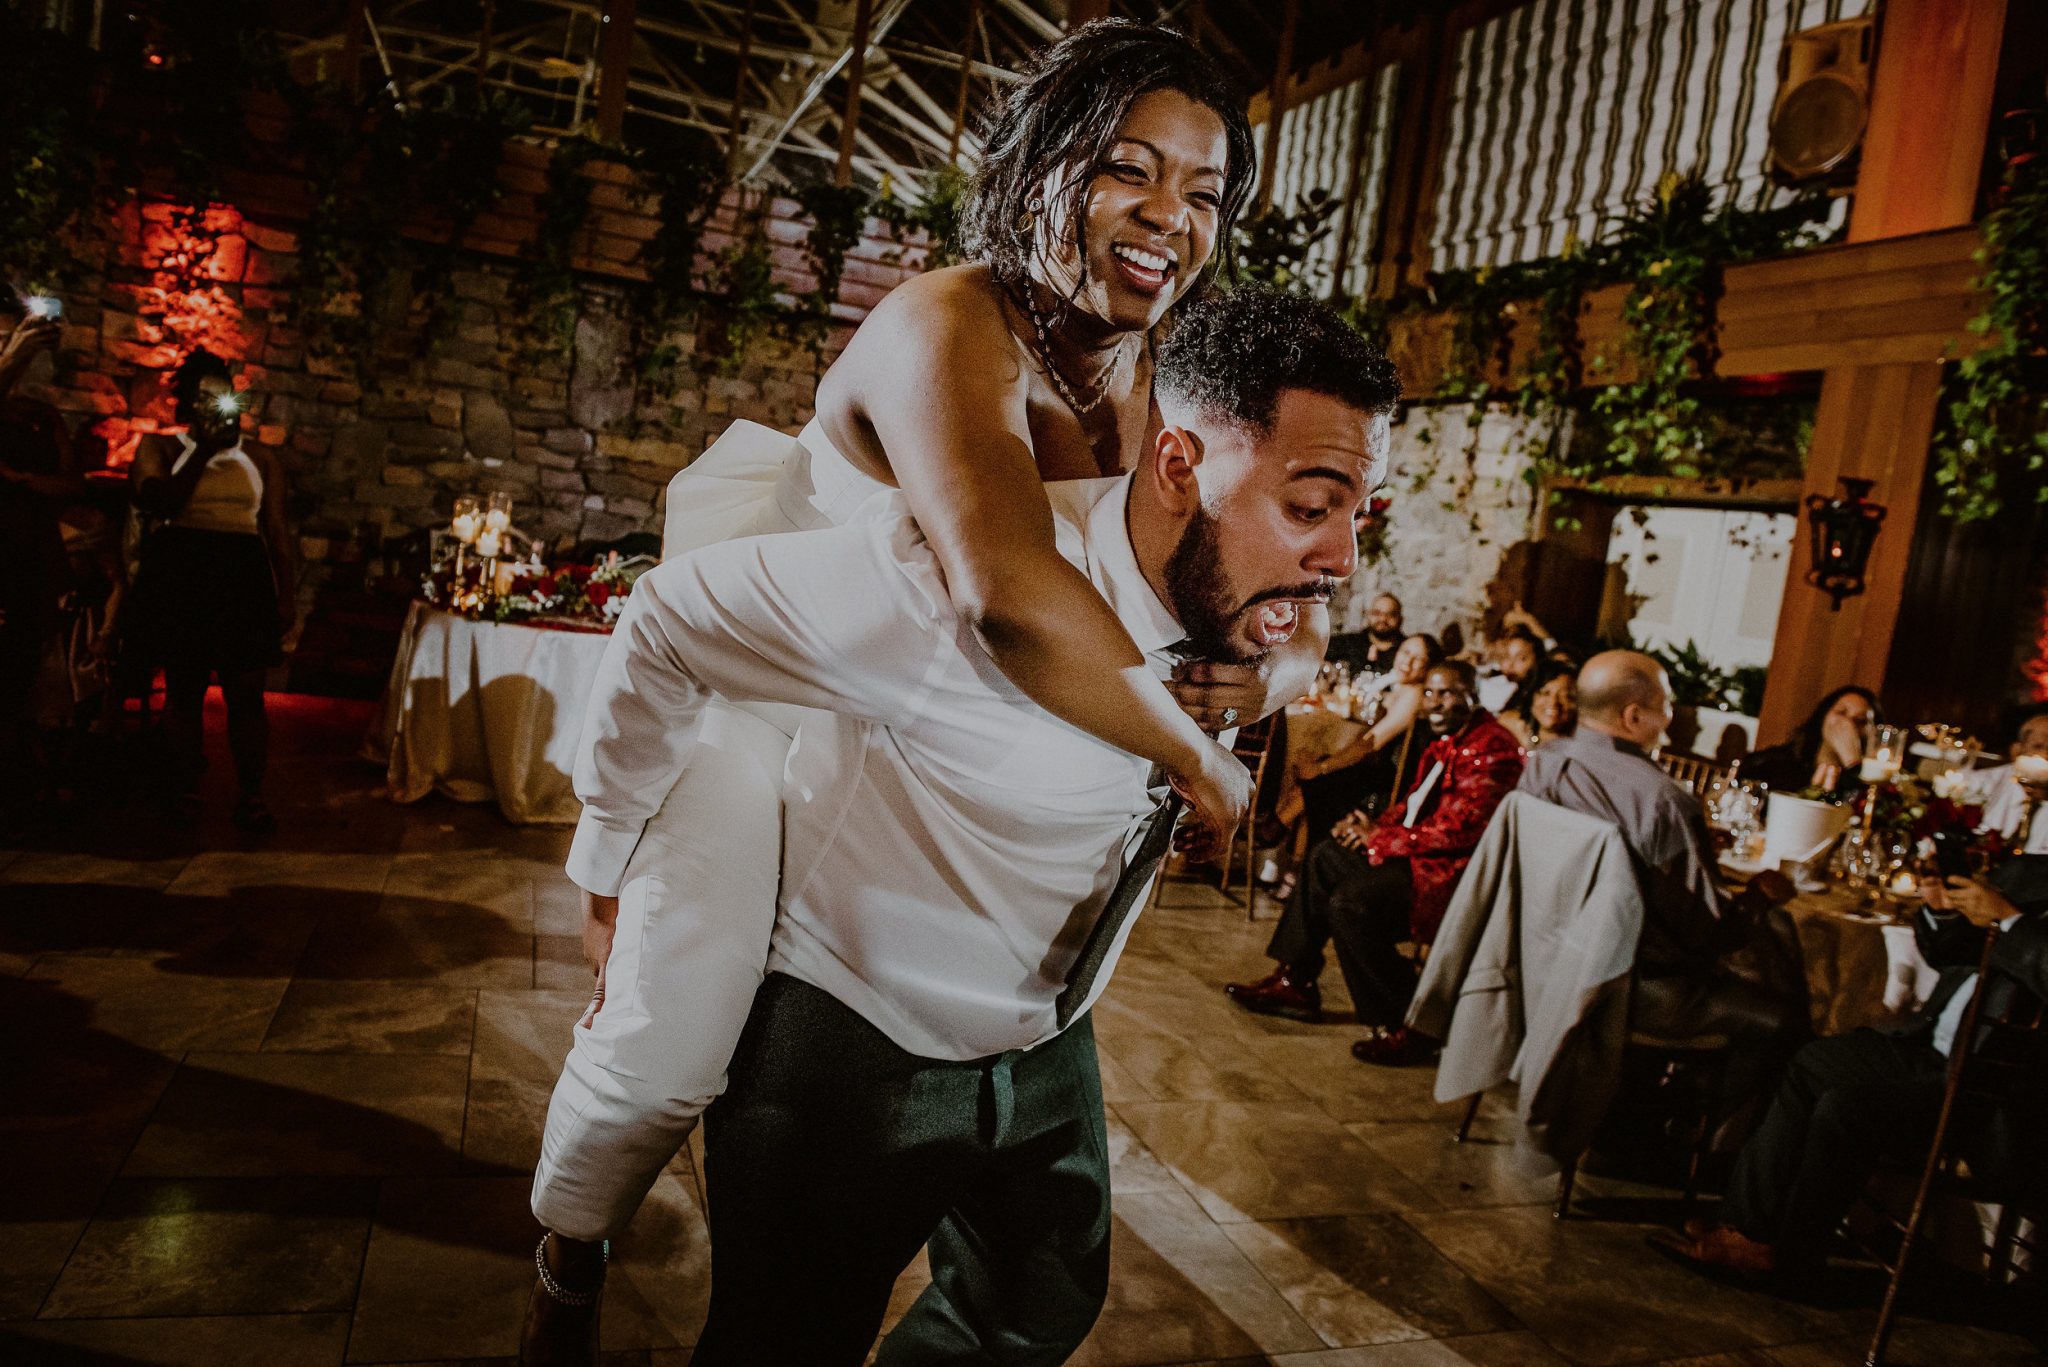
[1977,764,2048,855]
[567,476,1180,1060]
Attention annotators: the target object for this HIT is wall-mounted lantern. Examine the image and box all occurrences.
[1804,476,1886,611]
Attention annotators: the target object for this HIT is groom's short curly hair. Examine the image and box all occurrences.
[1155,286,1400,435]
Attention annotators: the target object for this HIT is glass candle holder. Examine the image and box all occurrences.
[451,495,482,545]
[484,490,513,535]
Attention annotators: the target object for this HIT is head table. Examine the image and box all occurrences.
[364,600,613,825]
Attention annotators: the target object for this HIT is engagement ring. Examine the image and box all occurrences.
[1221,707,1239,727]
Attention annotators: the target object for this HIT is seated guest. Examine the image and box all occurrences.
[1658,854,2048,1280]
[1499,657,1578,751]
[1517,651,1805,1052]
[1974,706,2048,854]
[1226,661,1524,1063]
[1477,626,1542,713]
[1743,685,1881,797]
[1327,592,1406,676]
[1287,633,1441,838]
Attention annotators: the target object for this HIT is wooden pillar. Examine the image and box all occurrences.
[834,0,875,186]
[476,0,494,88]
[595,0,637,142]
[1758,364,1942,738]
[1257,0,1300,213]
[340,0,367,95]
[1368,13,1454,296]
[948,0,980,164]
[1755,0,2006,743]
[727,0,756,177]
[1329,55,1385,298]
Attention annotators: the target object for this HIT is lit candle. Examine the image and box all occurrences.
[483,506,510,534]
[1858,755,1899,783]
[475,528,501,559]
[1888,869,1918,897]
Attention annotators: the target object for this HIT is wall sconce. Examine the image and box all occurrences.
[1804,476,1886,611]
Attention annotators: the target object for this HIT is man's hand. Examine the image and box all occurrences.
[1944,876,2020,929]
[1332,808,1373,851]
[1745,868,1796,907]
[1166,659,1273,733]
[578,890,621,1028]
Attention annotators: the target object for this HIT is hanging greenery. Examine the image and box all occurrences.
[626,125,727,385]
[698,201,784,377]
[283,85,530,360]
[793,179,875,343]
[874,164,970,269]
[1931,152,2048,522]
[1574,176,1830,488]
[0,15,113,292]
[1230,190,1341,294]
[516,136,603,359]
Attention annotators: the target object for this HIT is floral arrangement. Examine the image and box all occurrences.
[1855,770,2003,868]
[1355,495,1393,567]
[495,558,639,625]
[422,555,643,628]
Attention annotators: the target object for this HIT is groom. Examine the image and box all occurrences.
[565,286,1395,1362]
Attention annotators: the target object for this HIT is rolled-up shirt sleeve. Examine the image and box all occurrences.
[566,515,951,896]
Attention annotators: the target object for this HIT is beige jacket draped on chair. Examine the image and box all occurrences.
[1407,791,1645,1167]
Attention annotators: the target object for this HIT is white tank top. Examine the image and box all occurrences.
[168,434,263,535]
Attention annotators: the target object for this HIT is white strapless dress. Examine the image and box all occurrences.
[532,419,888,1239]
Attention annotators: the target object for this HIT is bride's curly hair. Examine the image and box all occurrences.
[961,20,1253,309]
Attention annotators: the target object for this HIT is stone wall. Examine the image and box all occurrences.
[9,172,922,694]
[1340,401,1548,647]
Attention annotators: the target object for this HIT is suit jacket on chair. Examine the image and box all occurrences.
[1364,710,1525,943]
[1407,791,1645,1169]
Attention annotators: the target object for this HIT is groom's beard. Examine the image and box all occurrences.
[1162,506,1254,664]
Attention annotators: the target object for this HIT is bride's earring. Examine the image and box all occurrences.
[1015,195,1044,233]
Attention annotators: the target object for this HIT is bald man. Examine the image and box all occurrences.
[1516,650,1803,1050]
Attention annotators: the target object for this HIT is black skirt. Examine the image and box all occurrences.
[127,525,283,673]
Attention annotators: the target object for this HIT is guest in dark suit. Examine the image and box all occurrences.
[1659,853,2048,1280]
[1225,660,1524,1064]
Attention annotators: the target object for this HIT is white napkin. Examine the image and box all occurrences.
[1881,923,1940,1012]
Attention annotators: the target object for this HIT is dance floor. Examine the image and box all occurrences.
[0,695,2034,1365]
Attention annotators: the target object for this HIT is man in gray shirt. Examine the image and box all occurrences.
[1517,651,1801,1046]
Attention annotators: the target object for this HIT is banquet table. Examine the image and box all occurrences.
[1280,700,1370,809]
[1726,867,1902,1036]
[366,600,613,825]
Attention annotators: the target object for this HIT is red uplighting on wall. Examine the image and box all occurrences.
[96,200,249,468]
[2027,572,2048,703]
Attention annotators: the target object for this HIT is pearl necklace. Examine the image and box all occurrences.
[1020,289,1131,417]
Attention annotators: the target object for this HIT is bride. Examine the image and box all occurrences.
[524,20,1330,1356]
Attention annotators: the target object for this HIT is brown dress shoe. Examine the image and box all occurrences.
[1224,968,1322,1022]
[1349,1026,1437,1067]
[1650,1224,1777,1276]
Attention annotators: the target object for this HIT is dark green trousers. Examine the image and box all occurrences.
[691,973,1112,1365]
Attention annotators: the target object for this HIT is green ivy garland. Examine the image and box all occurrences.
[1932,152,2048,522]
[517,136,602,360]
[626,126,726,386]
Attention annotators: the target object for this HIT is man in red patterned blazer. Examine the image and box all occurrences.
[1226,660,1525,1065]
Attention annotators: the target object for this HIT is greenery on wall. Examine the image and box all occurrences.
[1932,152,2048,523]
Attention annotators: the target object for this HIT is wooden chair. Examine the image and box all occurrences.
[1454,1028,1729,1221]
[1863,931,2047,1366]
[1150,713,1280,918]
[1651,748,1731,797]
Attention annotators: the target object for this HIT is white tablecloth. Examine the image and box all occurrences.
[366,601,612,825]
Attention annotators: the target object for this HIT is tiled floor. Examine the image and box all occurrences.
[0,696,2036,1365]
